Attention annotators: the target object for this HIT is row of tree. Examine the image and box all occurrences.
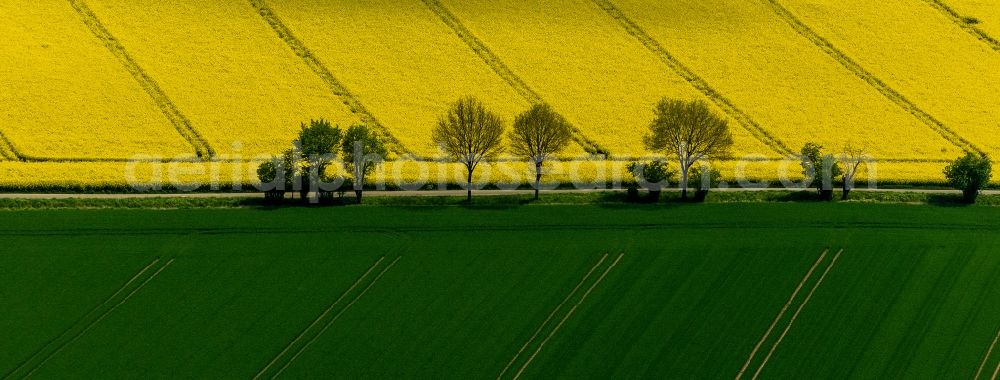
[256,120,387,203]
[260,96,993,204]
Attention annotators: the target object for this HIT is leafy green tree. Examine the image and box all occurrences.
[509,104,574,199]
[296,119,342,199]
[341,124,388,203]
[945,152,993,203]
[800,142,842,194]
[644,99,733,199]
[433,97,505,202]
[257,149,298,201]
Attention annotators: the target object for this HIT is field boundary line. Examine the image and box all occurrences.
[735,249,829,380]
[512,253,624,380]
[418,0,608,156]
[271,256,403,379]
[590,0,793,157]
[2,258,161,379]
[764,0,985,156]
[921,0,1000,52]
[16,258,174,379]
[246,0,411,157]
[253,256,387,379]
[497,253,610,379]
[751,249,844,380]
[67,0,214,159]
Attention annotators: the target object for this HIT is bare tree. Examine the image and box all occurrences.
[644,99,733,199]
[433,97,505,202]
[509,104,574,199]
[837,144,870,200]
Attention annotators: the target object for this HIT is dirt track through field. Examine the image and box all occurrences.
[591,0,792,157]
[8,257,174,379]
[921,0,1000,53]
[497,253,610,380]
[271,256,402,379]
[253,256,387,380]
[512,253,624,380]
[751,249,844,380]
[246,0,408,156]
[68,0,213,159]
[419,0,606,156]
[764,0,982,157]
[735,248,829,380]
[978,327,1000,379]
[2,258,161,379]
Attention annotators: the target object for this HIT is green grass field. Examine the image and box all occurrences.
[3,203,1000,379]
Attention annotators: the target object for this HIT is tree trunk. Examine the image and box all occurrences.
[467,169,473,202]
[680,166,689,200]
[355,190,363,204]
[841,182,850,201]
[964,188,978,204]
[534,162,542,200]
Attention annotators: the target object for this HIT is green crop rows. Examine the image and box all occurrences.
[2,203,1000,378]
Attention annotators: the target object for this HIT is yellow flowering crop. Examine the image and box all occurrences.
[438,0,781,158]
[268,0,540,158]
[0,2,195,160]
[941,0,1000,39]
[82,0,362,157]
[1,0,995,188]
[778,0,1000,157]
[610,0,964,161]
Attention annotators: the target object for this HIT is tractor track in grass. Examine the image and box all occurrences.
[67,0,214,159]
[273,256,401,378]
[4,257,174,380]
[247,0,410,157]
[498,253,610,379]
[510,253,624,380]
[255,256,401,380]
[921,0,1000,53]
[736,248,829,380]
[976,327,1000,380]
[590,0,794,157]
[419,0,608,156]
[763,0,984,156]
[751,249,843,380]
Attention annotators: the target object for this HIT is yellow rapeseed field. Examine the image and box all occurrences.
[0,1,195,160]
[82,0,362,157]
[610,0,963,161]
[778,0,1000,157]
[0,0,995,187]
[269,0,539,158]
[942,0,1000,38]
[438,0,781,158]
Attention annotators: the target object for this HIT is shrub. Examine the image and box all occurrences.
[627,160,675,192]
[944,152,992,203]
[800,143,842,195]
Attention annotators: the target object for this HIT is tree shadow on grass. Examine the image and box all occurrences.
[927,194,973,207]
